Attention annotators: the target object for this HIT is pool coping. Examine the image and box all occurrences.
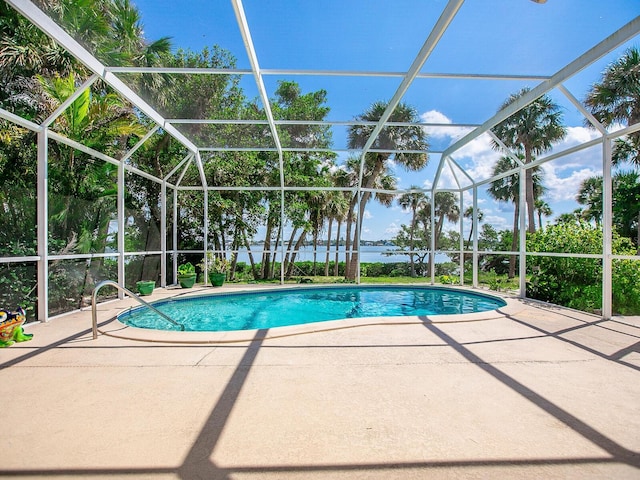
[97,284,526,344]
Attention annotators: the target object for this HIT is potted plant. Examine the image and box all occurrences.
[136,280,156,296]
[177,262,197,288]
[199,252,230,287]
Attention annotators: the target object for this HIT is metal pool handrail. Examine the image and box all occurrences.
[91,280,185,339]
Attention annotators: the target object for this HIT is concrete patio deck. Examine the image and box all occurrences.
[1,284,639,479]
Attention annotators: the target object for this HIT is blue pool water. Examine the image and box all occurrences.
[119,286,506,332]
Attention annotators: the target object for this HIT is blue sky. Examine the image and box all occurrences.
[132,0,640,239]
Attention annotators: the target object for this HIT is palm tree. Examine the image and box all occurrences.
[323,189,349,277]
[488,154,545,278]
[488,157,520,278]
[585,47,640,245]
[492,88,566,233]
[576,176,603,225]
[585,47,640,168]
[421,192,460,274]
[345,100,429,279]
[556,210,584,225]
[534,199,552,230]
[463,206,484,249]
[108,0,174,107]
[398,187,427,277]
[432,192,460,247]
[331,167,355,276]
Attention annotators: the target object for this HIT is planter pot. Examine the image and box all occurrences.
[177,273,197,288]
[136,280,156,296]
[209,272,226,287]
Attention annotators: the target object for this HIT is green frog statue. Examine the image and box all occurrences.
[0,307,33,347]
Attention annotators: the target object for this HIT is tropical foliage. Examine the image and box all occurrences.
[585,46,640,167]
[528,222,640,315]
[487,154,545,278]
[576,172,640,246]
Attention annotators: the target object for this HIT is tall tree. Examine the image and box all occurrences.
[419,192,460,274]
[488,154,545,278]
[585,46,640,245]
[463,206,484,249]
[323,188,349,277]
[398,187,427,277]
[585,47,640,167]
[345,101,429,279]
[492,88,566,233]
[430,192,460,249]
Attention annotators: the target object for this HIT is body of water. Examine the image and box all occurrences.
[233,245,449,264]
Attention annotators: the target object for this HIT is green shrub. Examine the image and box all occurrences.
[612,259,640,315]
[439,274,459,285]
[527,222,640,314]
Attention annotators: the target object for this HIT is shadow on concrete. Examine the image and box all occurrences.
[500,309,640,372]
[2,306,639,478]
[420,318,640,470]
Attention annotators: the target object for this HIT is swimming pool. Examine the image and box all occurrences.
[118,286,506,332]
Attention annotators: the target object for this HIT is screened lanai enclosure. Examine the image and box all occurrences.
[1,0,639,323]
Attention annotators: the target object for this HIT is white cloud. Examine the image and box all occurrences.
[385,222,400,236]
[363,210,373,220]
[421,110,474,141]
[483,215,512,231]
[543,164,599,201]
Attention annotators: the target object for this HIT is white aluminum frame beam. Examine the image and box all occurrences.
[167,119,480,128]
[231,0,287,284]
[0,107,42,132]
[36,129,49,321]
[106,65,551,82]
[602,139,613,319]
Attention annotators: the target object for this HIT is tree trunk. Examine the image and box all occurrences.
[229,229,240,281]
[409,208,416,277]
[312,231,319,276]
[346,155,387,280]
[525,149,536,233]
[509,201,519,279]
[324,218,333,276]
[271,222,282,279]
[427,214,446,275]
[242,229,259,280]
[347,190,373,280]
[283,227,298,275]
[344,195,356,279]
[334,220,342,276]
[261,214,274,279]
[286,231,307,278]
